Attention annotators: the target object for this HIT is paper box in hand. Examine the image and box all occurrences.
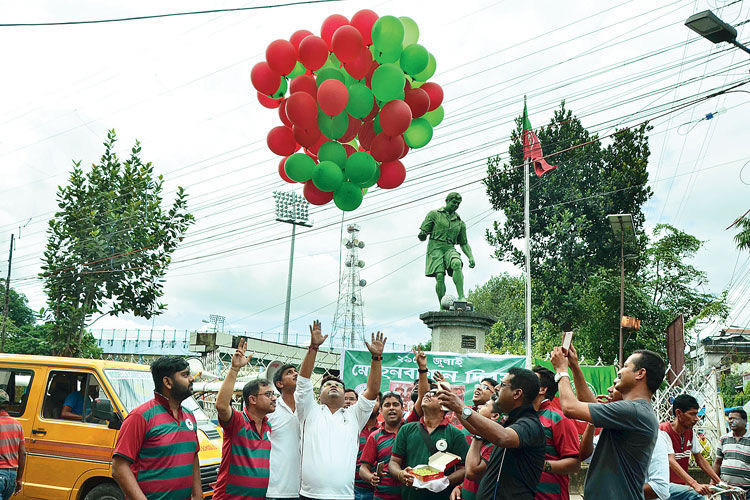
[412,452,461,482]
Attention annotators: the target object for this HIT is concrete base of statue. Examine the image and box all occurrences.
[420,309,497,354]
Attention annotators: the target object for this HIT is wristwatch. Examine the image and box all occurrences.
[554,372,570,383]
[461,407,473,420]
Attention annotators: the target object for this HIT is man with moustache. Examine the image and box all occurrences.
[296,320,385,500]
[112,356,201,500]
[268,363,301,500]
[360,392,407,500]
[213,339,276,500]
[345,389,360,409]
[471,378,498,411]
[714,409,750,493]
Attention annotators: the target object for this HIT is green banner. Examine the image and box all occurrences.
[341,350,526,405]
[533,358,617,396]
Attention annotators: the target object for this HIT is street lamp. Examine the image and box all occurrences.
[685,10,750,55]
[607,214,636,368]
[273,191,312,344]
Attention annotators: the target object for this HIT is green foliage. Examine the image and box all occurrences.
[719,372,750,409]
[40,130,194,357]
[0,280,37,328]
[734,215,750,252]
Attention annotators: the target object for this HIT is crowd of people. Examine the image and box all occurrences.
[1,319,732,500]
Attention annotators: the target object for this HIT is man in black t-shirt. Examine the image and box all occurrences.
[438,367,546,500]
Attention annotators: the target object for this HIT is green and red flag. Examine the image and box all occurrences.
[522,98,557,177]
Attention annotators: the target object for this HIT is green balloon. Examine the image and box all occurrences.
[270,77,288,99]
[373,44,402,64]
[424,106,444,127]
[312,160,344,192]
[318,110,349,140]
[413,53,436,82]
[334,182,364,211]
[287,61,305,79]
[373,113,382,135]
[371,63,405,102]
[372,16,404,55]
[327,53,341,68]
[315,67,345,86]
[318,141,347,167]
[344,72,364,87]
[400,44,429,77]
[357,165,380,188]
[284,153,315,182]
[399,16,419,47]
[404,118,433,148]
[344,151,377,185]
[346,84,374,119]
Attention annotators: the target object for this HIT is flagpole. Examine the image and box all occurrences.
[524,155,532,369]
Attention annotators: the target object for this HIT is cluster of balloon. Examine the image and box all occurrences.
[252,11,445,211]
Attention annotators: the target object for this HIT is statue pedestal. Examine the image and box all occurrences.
[420,310,497,354]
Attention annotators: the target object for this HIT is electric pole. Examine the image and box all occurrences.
[1,234,15,352]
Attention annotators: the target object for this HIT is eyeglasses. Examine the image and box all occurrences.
[497,381,512,390]
[322,380,344,389]
[258,391,276,399]
[425,390,437,396]
[475,384,493,391]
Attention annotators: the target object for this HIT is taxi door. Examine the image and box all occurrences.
[24,369,117,500]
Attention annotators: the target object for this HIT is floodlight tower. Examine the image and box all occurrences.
[273,191,312,344]
[331,224,367,349]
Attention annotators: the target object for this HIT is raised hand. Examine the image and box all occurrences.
[550,346,569,372]
[437,388,464,413]
[231,339,252,370]
[309,320,328,348]
[433,370,446,384]
[365,331,386,357]
[412,346,427,370]
[567,344,580,367]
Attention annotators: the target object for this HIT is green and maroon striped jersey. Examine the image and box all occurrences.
[113,393,198,500]
[360,426,401,500]
[355,424,379,492]
[460,440,493,500]
[535,400,580,500]
[213,409,271,500]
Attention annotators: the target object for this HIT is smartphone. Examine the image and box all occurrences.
[376,461,385,477]
[562,331,574,351]
[438,381,451,411]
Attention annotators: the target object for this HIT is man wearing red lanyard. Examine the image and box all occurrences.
[112,356,201,500]
[213,339,276,500]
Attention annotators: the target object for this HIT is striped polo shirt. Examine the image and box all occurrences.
[360,426,401,500]
[0,411,24,469]
[717,431,750,489]
[460,440,494,500]
[113,393,198,500]
[355,424,379,493]
[535,400,580,500]
[214,409,271,500]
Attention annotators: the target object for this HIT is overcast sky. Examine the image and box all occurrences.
[1,0,748,351]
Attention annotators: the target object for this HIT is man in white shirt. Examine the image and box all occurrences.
[296,320,385,500]
[267,362,301,500]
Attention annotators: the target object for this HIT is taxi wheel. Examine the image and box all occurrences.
[83,483,125,500]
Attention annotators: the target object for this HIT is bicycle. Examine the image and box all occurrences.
[709,483,747,500]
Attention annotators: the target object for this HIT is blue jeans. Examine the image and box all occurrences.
[354,487,374,500]
[669,483,704,500]
[0,469,17,500]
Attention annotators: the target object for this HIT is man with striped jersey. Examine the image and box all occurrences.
[714,409,750,492]
[360,392,405,500]
[355,395,382,500]
[112,356,201,500]
[531,366,580,500]
[213,339,275,500]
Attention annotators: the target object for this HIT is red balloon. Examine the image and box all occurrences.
[278,99,292,127]
[404,79,412,93]
[404,88,430,118]
[257,92,282,109]
[304,180,334,205]
[285,91,318,127]
[321,14,349,50]
[251,61,281,96]
[379,100,413,136]
[343,143,357,156]
[371,133,405,162]
[343,46,373,80]
[289,74,317,99]
[351,9,379,46]
[298,36,329,71]
[340,115,362,143]
[307,134,328,155]
[365,60,379,87]
[364,101,379,121]
[318,79,349,116]
[267,126,298,156]
[377,160,406,189]
[279,157,296,183]
[290,29,313,51]
[399,143,410,159]
[266,39,297,76]
[420,82,444,111]
[332,25,363,63]
[293,124,322,149]
[358,120,377,151]
[304,149,318,162]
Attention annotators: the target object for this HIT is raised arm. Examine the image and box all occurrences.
[215,339,251,424]
[299,320,327,379]
[567,345,596,403]
[363,331,385,400]
[551,347,592,422]
[438,390,520,448]
[413,346,428,417]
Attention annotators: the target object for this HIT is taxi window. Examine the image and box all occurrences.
[0,368,34,417]
[42,371,106,425]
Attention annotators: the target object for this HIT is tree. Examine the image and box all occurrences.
[40,130,194,356]
[0,279,36,329]
[467,273,525,354]
[734,215,750,252]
